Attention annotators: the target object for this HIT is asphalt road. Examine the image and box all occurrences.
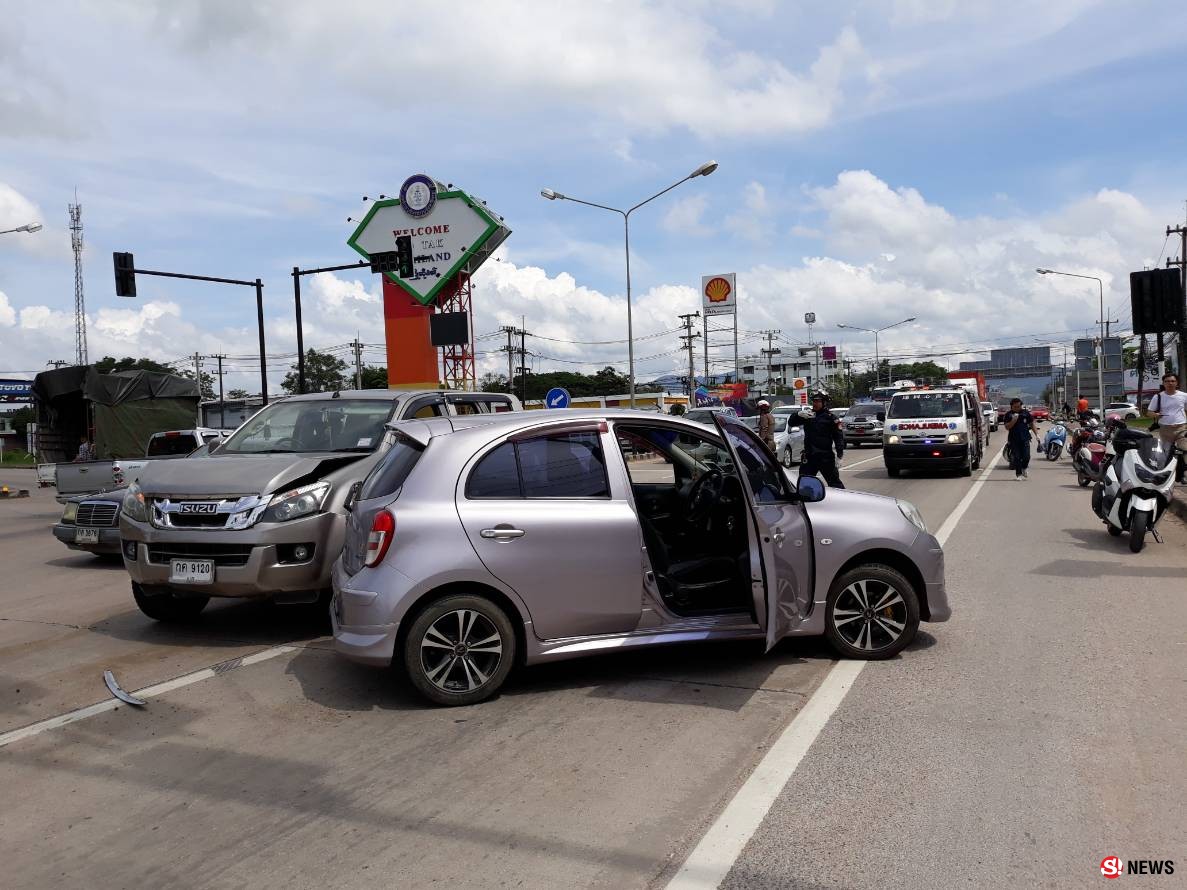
[1,437,1182,888]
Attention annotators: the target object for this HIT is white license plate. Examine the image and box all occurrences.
[74,528,100,545]
[170,559,214,584]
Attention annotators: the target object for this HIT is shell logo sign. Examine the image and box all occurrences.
[701,273,737,316]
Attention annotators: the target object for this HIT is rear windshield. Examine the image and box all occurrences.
[888,393,964,419]
[220,399,394,454]
[359,435,424,500]
[147,433,199,456]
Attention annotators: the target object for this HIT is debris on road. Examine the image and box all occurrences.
[103,670,147,707]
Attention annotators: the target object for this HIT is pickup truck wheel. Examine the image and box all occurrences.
[885,464,901,478]
[825,565,920,660]
[403,595,517,707]
[132,583,208,622]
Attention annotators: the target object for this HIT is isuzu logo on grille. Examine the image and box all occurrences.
[179,502,218,514]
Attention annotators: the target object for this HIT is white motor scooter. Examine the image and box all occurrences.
[1090,424,1182,553]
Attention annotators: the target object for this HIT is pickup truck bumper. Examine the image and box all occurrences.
[120,511,344,601]
[53,523,122,555]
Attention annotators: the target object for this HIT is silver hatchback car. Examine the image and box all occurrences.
[332,411,949,705]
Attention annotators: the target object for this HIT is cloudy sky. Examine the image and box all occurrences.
[2,0,1186,392]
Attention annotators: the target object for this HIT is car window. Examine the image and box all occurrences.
[518,432,609,498]
[467,442,522,498]
[717,418,789,504]
[616,430,677,486]
[146,433,199,456]
[359,435,425,500]
[467,432,610,499]
[451,401,482,416]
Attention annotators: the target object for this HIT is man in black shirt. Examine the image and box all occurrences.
[1004,398,1038,480]
[788,391,846,488]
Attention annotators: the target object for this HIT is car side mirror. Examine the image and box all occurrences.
[796,476,826,503]
[343,480,362,513]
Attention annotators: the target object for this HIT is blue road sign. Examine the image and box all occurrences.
[545,387,571,409]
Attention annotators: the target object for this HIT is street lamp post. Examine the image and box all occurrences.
[541,161,718,407]
[0,222,43,236]
[1036,269,1106,415]
[837,317,916,391]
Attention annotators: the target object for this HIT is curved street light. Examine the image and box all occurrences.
[0,222,43,235]
[837,317,916,389]
[541,161,719,407]
[1036,268,1106,413]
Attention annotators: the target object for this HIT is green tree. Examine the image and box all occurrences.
[227,388,249,399]
[479,372,510,393]
[179,370,215,400]
[281,349,348,394]
[359,366,388,389]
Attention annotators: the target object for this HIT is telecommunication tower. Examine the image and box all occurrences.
[68,198,88,366]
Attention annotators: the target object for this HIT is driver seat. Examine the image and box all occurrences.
[638,513,741,614]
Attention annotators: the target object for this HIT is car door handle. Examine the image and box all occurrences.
[771,528,786,545]
[480,527,526,540]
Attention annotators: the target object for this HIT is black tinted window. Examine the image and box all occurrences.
[718,419,788,504]
[518,432,609,498]
[467,442,522,498]
[147,434,199,456]
[359,438,424,500]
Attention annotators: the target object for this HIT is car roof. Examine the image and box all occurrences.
[278,389,499,403]
[395,408,721,439]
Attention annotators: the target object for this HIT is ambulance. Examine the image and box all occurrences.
[882,386,985,478]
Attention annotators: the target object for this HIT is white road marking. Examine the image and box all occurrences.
[0,645,296,749]
[666,447,1002,890]
[840,454,882,470]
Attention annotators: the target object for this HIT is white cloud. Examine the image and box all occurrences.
[0,291,16,327]
[662,195,710,237]
[726,181,775,242]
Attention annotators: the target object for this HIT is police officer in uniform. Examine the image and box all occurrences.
[788,390,846,489]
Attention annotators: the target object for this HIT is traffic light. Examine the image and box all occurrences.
[113,252,136,297]
[395,234,414,278]
[368,251,399,274]
[1130,268,1184,334]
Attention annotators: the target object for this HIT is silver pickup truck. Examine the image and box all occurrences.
[119,390,520,621]
[54,428,229,503]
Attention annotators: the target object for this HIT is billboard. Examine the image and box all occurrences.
[701,273,736,317]
[0,379,33,402]
[821,345,837,362]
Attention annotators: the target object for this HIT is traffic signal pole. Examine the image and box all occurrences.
[291,260,369,393]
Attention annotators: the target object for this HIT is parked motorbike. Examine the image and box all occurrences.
[1070,419,1107,487]
[1042,423,1068,461]
[1090,424,1183,553]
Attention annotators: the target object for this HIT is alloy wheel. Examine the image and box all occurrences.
[830,578,907,653]
[420,609,504,693]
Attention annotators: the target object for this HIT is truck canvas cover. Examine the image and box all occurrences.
[85,370,199,458]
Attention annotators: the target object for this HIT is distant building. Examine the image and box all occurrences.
[959,346,1057,405]
[740,345,846,393]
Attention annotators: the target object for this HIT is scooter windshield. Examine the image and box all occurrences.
[1137,436,1175,470]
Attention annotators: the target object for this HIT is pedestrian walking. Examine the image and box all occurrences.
[787,391,845,488]
[1004,398,1038,480]
[1146,372,1187,481]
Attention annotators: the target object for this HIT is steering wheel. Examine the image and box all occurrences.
[686,470,724,525]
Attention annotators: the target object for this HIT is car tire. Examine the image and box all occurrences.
[403,594,517,707]
[781,449,794,468]
[132,582,208,622]
[886,464,901,478]
[824,564,920,660]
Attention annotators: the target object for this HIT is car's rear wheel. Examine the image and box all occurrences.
[403,595,517,706]
[825,565,920,660]
[132,582,208,622]
[886,464,901,478]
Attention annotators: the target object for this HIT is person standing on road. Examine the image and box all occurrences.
[787,391,845,489]
[1004,398,1038,480]
[756,399,777,452]
[1146,372,1187,481]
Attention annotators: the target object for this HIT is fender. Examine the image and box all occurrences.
[1130,495,1157,514]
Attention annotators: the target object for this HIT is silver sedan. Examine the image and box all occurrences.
[332,411,949,706]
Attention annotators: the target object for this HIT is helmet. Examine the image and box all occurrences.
[1077,398,1089,412]
[757,399,770,408]
[811,389,830,404]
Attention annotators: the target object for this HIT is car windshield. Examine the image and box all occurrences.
[219,399,394,454]
[849,403,881,416]
[888,393,964,419]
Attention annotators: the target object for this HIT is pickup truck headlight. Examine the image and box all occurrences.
[946,432,967,444]
[262,481,330,523]
[897,499,928,533]
[887,434,901,444]
[122,483,149,523]
[61,502,78,524]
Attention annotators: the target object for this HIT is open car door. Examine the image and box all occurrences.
[713,414,814,650]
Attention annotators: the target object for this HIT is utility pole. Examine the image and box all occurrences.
[190,353,203,394]
[211,354,226,408]
[499,325,519,391]
[760,329,781,396]
[1167,214,1187,376]
[350,337,363,390]
[46,360,70,369]
[678,312,702,401]
[514,320,532,403]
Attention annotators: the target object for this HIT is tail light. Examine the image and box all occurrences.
[364,510,395,567]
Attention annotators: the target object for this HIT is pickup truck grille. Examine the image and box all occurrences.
[147,543,254,567]
[165,513,231,529]
[77,502,120,527]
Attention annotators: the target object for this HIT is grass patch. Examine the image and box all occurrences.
[1126,416,1154,430]
[0,449,36,467]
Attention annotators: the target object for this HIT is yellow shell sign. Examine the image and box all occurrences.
[701,272,737,316]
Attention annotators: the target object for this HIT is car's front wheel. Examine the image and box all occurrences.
[824,565,920,659]
[132,582,208,622]
[403,595,517,706]
[781,448,794,468]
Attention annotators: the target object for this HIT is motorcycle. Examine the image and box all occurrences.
[1041,423,1068,461]
[1069,419,1107,487]
[1090,423,1183,553]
